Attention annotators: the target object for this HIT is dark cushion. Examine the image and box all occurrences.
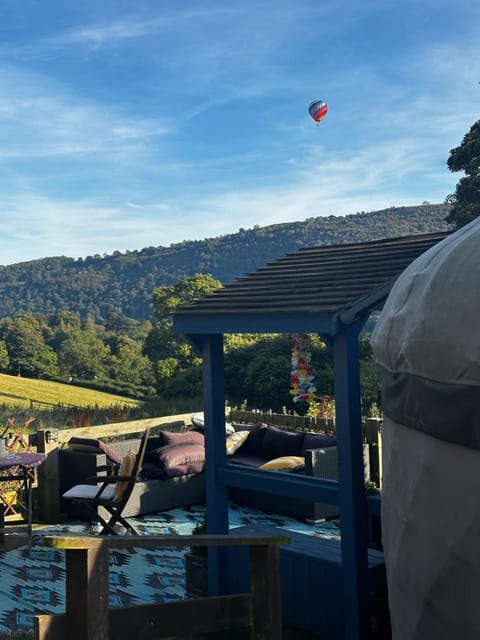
[67,437,123,465]
[161,430,205,446]
[145,435,165,454]
[301,433,337,453]
[228,453,267,468]
[261,426,305,458]
[238,424,268,456]
[146,443,205,478]
[142,461,204,479]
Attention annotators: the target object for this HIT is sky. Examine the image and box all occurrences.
[0,0,478,265]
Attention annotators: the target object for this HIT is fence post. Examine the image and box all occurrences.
[249,543,283,639]
[35,429,61,523]
[65,545,110,640]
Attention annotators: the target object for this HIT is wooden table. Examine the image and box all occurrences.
[0,452,47,539]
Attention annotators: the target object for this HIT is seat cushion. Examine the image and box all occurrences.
[260,455,305,472]
[228,454,268,468]
[161,430,205,446]
[261,426,305,458]
[146,443,205,478]
[302,433,337,453]
[62,483,115,502]
[239,424,268,456]
[67,437,123,465]
[226,431,249,455]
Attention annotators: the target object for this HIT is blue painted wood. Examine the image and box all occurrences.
[217,464,340,503]
[200,334,229,596]
[333,326,370,640]
[226,525,386,639]
[173,310,338,335]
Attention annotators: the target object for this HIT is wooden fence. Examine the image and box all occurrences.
[230,409,337,433]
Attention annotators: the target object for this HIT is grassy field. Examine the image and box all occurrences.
[0,374,205,431]
[0,373,139,409]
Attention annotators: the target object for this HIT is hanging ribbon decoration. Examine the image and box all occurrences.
[290,333,317,404]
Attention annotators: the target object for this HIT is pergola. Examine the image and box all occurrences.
[172,231,448,640]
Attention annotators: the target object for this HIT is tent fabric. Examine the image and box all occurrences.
[372,218,480,639]
[382,417,480,640]
[371,217,480,448]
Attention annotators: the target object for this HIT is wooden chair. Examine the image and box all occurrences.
[62,428,150,535]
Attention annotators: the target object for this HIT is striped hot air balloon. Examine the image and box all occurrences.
[308,100,328,124]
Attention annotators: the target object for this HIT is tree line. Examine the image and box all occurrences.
[0,274,380,415]
[0,204,450,322]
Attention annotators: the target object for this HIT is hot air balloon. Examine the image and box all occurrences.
[308,100,328,124]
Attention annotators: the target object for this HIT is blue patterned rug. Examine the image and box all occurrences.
[0,503,340,634]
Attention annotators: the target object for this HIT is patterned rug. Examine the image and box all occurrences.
[0,503,340,634]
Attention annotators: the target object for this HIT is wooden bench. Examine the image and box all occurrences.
[34,532,290,640]
[226,525,389,639]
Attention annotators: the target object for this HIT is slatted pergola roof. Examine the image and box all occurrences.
[173,231,449,335]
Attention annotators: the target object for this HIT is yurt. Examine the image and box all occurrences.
[371,218,480,639]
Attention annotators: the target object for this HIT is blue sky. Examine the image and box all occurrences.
[0,0,478,265]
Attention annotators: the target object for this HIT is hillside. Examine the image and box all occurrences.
[0,203,451,321]
[0,373,139,409]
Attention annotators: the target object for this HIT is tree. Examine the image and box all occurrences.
[108,335,155,388]
[144,274,221,396]
[58,328,111,380]
[2,315,58,378]
[0,340,9,371]
[446,119,480,229]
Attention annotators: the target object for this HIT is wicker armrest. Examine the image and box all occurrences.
[304,447,339,479]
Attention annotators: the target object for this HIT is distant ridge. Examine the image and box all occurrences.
[0,203,451,321]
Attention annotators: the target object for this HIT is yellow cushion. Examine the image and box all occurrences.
[260,455,305,471]
[113,451,136,501]
[226,431,249,455]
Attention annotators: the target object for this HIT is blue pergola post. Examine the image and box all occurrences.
[333,324,370,639]
[199,333,229,595]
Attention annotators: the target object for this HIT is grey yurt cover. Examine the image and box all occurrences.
[371,217,480,640]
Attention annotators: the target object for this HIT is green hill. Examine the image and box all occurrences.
[0,373,139,410]
[0,203,451,322]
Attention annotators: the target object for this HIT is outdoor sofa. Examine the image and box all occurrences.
[59,422,363,523]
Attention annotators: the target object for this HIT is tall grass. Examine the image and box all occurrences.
[0,396,204,431]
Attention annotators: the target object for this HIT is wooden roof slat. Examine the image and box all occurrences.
[173,232,450,328]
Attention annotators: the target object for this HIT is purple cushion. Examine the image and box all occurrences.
[301,433,337,453]
[261,426,305,458]
[146,443,205,478]
[161,430,205,446]
[67,437,123,465]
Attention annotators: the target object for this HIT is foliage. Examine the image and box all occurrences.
[446,119,480,229]
[365,481,381,496]
[0,311,155,398]
[359,332,380,416]
[0,205,450,322]
[144,274,222,396]
[306,394,336,420]
[0,315,58,378]
[224,333,334,413]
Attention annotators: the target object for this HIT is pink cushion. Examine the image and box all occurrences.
[147,443,205,478]
[161,430,205,446]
